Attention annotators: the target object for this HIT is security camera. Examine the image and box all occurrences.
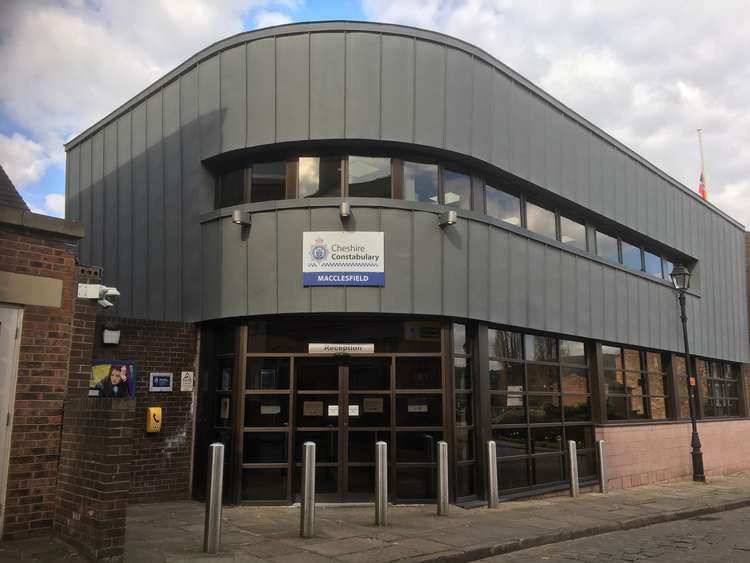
[102,287,120,298]
[77,284,121,308]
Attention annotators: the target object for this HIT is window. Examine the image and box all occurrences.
[663,259,674,282]
[699,360,741,417]
[453,323,477,498]
[560,216,587,250]
[403,161,438,203]
[251,162,286,202]
[603,346,669,421]
[643,251,663,279]
[596,230,619,262]
[486,184,521,226]
[489,328,594,493]
[621,241,642,270]
[673,355,691,419]
[525,202,557,239]
[298,156,341,198]
[444,169,472,209]
[217,168,246,208]
[348,156,391,198]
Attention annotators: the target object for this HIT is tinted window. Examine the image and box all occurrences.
[218,168,245,207]
[644,251,663,278]
[403,161,438,203]
[621,241,642,269]
[663,259,674,281]
[251,162,286,202]
[560,216,586,250]
[348,156,391,198]
[444,169,471,209]
[298,156,341,198]
[525,202,556,239]
[596,231,618,262]
[486,185,521,226]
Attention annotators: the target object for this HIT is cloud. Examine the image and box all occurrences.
[0,132,49,187]
[44,193,66,216]
[0,0,298,212]
[362,0,750,227]
[254,10,293,28]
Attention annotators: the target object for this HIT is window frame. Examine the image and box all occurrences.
[602,346,670,422]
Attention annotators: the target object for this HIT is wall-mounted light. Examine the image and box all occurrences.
[340,201,351,219]
[438,210,457,227]
[102,322,121,345]
[232,209,251,226]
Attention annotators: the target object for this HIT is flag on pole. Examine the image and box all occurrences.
[698,172,707,200]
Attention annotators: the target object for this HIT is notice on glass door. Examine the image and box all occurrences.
[363,397,383,413]
[303,401,323,416]
[327,405,339,416]
[348,405,359,416]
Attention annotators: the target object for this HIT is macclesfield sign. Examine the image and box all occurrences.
[302,231,384,287]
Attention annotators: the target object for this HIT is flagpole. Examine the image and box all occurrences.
[697,128,706,188]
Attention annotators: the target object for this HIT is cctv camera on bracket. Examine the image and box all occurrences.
[77,284,121,309]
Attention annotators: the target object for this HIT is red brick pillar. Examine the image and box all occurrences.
[54,398,136,562]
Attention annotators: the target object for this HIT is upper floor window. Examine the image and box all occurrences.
[525,202,556,239]
[560,215,586,251]
[251,162,286,202]
[403,161,438,203]
[213,152,684,282]
[217,168,245,208]
[621,241,641,270]
[348,156,391,198]
[596,230,619,262]
[486,184,521,226]
[298,156,341,198]
[444,169,472,209]
[643,250,663,279]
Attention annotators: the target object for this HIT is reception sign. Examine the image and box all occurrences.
[303,231,384,286]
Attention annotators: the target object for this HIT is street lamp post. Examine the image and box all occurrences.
[670,264,705,482]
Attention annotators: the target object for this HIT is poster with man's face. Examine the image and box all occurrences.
[89,361,136,398]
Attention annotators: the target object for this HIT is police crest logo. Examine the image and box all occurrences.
[309,237,328,262]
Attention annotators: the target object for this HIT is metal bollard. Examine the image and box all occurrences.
[203,442,224,554]
[567,440,579,497]
[437,441,449,516]
[300,441,316,538]
[597,440,608,494]
[375,441,388,526]
[486,441,499,508]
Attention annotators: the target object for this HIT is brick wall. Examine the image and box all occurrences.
[0,223,78,539]
[597,419,750,490]
[91,317,197,503]
[54,398,135,561]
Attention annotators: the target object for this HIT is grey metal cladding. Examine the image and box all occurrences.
[116,113,133,315]
[381,35,415,143]
[310,33,345,139]
[346,32,380,140]
[246,38,276,146]
[220,45,247,152]
[276,33,309,142]
[61,22,747,362]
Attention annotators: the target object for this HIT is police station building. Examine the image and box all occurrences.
[62,22,749,508]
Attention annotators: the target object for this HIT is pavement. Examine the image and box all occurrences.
[3,472,750,562]
[481,505,750,562]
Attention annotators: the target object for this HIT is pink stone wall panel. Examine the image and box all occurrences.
[597,420,750,490]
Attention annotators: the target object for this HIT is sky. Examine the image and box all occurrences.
[0,0,748,227]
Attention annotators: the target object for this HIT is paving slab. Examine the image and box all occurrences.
[4,471,750,562]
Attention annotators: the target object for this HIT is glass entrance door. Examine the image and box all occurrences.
[293,357,392,501]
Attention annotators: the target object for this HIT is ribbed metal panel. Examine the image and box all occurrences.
[61,23,747,362]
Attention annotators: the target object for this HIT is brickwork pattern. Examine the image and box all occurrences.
[92,317,197,503]
[54,398,135,561]
[597,419,750,491]
[0,224,78,539]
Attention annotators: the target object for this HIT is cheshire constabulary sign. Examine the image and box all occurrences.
[303,231,384,287]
